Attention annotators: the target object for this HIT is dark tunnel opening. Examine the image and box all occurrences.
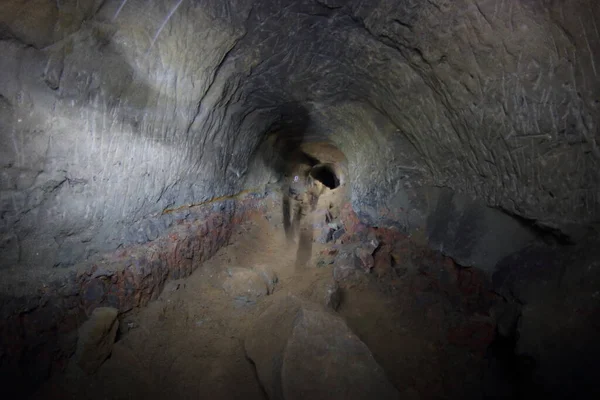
[309,164,339,189]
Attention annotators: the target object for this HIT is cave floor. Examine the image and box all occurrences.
[33,190,494,400]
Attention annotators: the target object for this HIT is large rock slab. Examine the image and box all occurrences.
[244,296,398,400]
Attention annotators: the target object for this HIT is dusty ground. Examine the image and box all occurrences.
[33,186,495,400]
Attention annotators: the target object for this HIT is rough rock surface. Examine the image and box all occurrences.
[332,245,366,285]
[222,267,269,305]
[1,0,599,271]
[331,226,500,399]
[252,264,279,295]
[0,194,267,396]
[244,295,399,400]
[75,307,119,374]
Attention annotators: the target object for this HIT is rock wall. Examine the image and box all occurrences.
[0,192,269,396]
[0,0,275,269]
[2,0,599,271]
[1,1,599,396]
[347,0,600,237]
[0,0,600,266]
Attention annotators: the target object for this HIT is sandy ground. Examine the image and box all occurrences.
[33,187,489,400]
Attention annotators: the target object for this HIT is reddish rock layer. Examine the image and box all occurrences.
[0,194,268,395]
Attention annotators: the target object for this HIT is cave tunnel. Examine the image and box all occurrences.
[310,164,340,189]
[1,0,599,399]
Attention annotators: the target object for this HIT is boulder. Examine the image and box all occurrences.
[355,247,375,272]
[332,245,367,285]
[222,267,269,304]
[75,307,119,374]
[245,296,398,400]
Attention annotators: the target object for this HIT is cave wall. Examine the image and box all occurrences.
[1,0,599,271]
[350,0,600,236]
[0,192,270,395]
[0,1,599,396]
[0,0,274,269]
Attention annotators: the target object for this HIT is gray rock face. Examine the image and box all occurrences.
[244,296,399,400]
[75,307,119,374]
[0,0,599,271]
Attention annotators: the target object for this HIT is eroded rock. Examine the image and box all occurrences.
[244,296,398,400]
[332,249,364,285]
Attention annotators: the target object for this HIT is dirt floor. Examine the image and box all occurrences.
[32,186,495,400]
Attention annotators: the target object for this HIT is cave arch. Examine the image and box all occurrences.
[310,164,340,189]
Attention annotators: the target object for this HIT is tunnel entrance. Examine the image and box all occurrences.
[309,164,339,189]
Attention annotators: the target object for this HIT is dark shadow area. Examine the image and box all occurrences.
[483,327,539,399]
[310,164,339,189]
[490,240,600,400]
[245,356,270,400]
